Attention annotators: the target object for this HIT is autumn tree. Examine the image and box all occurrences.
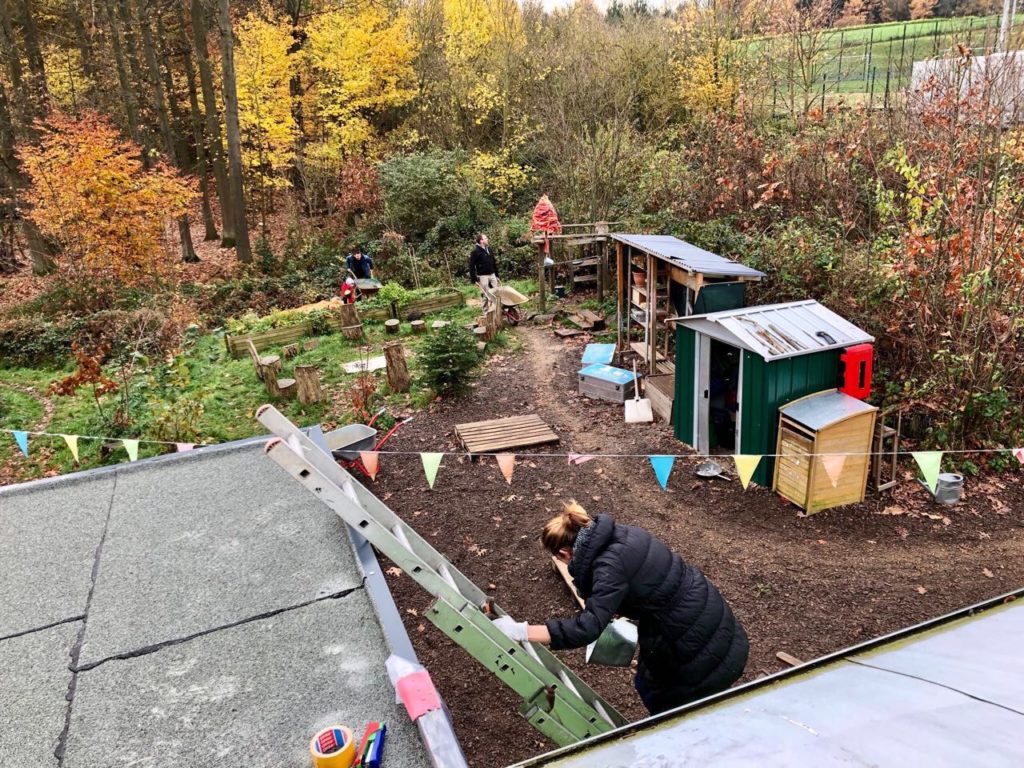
[17,112,196,293]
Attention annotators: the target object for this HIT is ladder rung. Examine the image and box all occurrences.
[393,523,413,552]
[438,564,458,591]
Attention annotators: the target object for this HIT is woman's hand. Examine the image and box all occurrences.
[491,616,528,642]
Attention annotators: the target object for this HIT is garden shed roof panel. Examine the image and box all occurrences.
[610,234,765,278]
[780,390,877,431]
[671,300,873,361]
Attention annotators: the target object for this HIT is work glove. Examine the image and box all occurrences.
[491,615,528,642]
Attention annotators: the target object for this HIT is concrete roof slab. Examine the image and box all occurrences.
[77,446,362,666]
[62,592,429,768]
[0,476,113,637]
[0,622,78,766]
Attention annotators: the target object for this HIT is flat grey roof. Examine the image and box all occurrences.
[780,389,877,431]
[611,234,765,279]
[517,592,1024,767]
[672,300,874,361]
[0,443,432,768]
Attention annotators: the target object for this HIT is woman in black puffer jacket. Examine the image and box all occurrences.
[490,501,749,714]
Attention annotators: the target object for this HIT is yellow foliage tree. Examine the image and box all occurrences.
[17,112,196,289]
[235,11,298,207]
[304,2,419,154]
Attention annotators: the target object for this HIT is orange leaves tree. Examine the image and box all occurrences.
[17,111,197,299]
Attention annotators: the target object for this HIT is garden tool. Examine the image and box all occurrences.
[624,361,653,423]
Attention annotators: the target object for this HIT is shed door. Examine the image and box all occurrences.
[696,334,711,454]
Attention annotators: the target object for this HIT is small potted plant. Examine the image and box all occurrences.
[631,267,646,287]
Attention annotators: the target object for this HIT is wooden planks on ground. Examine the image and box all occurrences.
[551,556,585,609]
[455,414,560,454]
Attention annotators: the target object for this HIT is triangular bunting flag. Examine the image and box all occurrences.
[61,434,80,462]
[421,453,443,489]
[495,453,516,484]
[122,439,139,462]
[567,453,597,466]
[175,443,195,453]
[649,455,675,490]
[12,430,28,457]
[1013,448,1024,465]
[360,451,380,481]
[733,455,762,490]
[820,454,846,488]
[912,451,943,494]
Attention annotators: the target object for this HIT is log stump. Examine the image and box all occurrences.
[294,365,324,405]
[303,339,319,352]
[431,320,449,331]
[473,326,489,343]
[338,304,363,341]
[282,343,299,359]
[264,365,296,400]
[410,319,426,334]
[383,341,410,393]
[384,318,400,335]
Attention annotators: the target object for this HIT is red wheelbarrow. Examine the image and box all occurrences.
[325,409,411,480]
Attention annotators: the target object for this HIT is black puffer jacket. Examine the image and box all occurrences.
[546,514,748,712]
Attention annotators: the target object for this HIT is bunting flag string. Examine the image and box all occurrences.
[421,453,443,489]
[360,451,380,481]
[912,451,944,494]
[733,455,762,491]
[649,455,675,490]
[495,453,516,484]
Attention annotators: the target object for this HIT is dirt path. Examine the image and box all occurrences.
[375,324,1024,768]
[0,381,55,432]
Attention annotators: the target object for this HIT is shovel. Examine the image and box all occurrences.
[624,361,653,423]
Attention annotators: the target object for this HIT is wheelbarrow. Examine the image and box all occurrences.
[325,409,411,480]
[492,285,529,326]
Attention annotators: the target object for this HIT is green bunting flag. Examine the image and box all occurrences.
[122,439,140,462]
[912,451,943,494]
[421,452,443,489]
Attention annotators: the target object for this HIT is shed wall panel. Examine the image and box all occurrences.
[674,327,697,444]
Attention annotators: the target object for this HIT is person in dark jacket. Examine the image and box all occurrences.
[346,247,373,280]
[468,233,499,312]
[491,501,749,714]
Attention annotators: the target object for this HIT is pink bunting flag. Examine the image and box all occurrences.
[820,454,847,488]
[567,453,597,466]
[360,451,380,481]
[175,443,195,453]
[495,453,516,484]
[1014,448,1024,465]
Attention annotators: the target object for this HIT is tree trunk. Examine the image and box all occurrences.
[178,3,218,240]
[190,0,232,244]
[155,13,190,167]
[100,0,140,145]
[116,0,154,161]
[0,0,24,103]
[136,0,198,263]
[294,365,323,404]
[69,0,97,90]
[216,0,251,262]
[17,0,47,109]
[383,342,410,393]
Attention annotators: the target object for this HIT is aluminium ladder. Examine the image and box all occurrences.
[256,406,627,746]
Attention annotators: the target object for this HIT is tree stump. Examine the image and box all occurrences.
[431,320,448,331]
[282,343,299,359]
[410,319,426,334]
[385,319,400,335]
[264,364,296,400]
[474,326,489,343]
[303,339,319,352]
[338,303,363,341]
[383,341,410,393]
[294,365,324,404]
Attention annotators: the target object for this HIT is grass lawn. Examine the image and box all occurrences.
[0,281,535,483]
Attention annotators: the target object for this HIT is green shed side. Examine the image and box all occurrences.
[740,350,840,487]
[674,326,697,445]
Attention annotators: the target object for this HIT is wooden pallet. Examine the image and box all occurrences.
[455,415,560,454]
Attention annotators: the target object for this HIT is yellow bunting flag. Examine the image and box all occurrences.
[820,454,846,488]
[122,439,140,462]
[421,453,443,489]
[495,453,516,484]
[912,451,943,494]
[360,451,380,481]
[733,455,762,491]
[61,434,80,462]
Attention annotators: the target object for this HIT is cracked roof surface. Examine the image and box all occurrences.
[0,442,431,768]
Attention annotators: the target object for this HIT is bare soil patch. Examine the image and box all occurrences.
[372,324,1024,768]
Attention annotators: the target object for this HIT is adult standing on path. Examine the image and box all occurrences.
[468,233,499,313]
[491,501,749,715]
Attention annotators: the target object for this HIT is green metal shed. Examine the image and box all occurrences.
[671,300,874,487]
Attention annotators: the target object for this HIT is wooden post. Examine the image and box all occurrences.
[410,319,426,334]
[616,241,625,351]
[338,304,362,341]
[384,318,400,335]
[537,241,547,313]
[383,341,410,393]
[294,365,323,404]
[597,239,605,304]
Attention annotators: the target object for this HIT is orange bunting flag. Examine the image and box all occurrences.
[360,451,380,481]
[495,453,516,484]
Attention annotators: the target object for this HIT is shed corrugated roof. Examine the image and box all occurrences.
[671,300,874,361]
[780,390,877,431]
[610,234,765,279]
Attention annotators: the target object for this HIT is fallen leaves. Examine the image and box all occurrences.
[385,566,403,578]
[916,586,928,594]
[983,568,994,578]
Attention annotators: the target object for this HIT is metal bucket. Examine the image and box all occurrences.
[934,473,964,505]
[554,285,566,298]
[585,618,638,667]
